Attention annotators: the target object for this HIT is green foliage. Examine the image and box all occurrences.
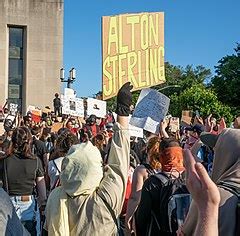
[106,96,116,112]
[99,45,239,125]
[169,84,233,124]
[211,43,240,114]
[152,63,211,98]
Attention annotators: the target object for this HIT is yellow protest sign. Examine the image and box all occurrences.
[102,12,165,100]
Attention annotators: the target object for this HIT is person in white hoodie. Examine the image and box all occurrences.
[45,82,133,236]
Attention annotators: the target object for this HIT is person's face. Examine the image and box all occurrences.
[67,122,73,129]
[96,118,101,126]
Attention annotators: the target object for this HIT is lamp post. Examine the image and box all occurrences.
[60,67,76,88]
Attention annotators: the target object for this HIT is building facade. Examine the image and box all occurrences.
[0,0,63,113]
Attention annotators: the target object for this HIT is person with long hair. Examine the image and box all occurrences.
[48,131,79,190]
[125,136,161,235]
[92,132,109,163]
[1,126,47,235]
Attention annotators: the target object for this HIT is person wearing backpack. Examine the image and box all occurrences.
[125,136,161,235]
[135,137,186,236]
[181,128,240,236]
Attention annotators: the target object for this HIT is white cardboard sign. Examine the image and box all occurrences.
[62,96,84,117]
[128,115,143,138]
[64,88,76,99]
[112,112,143,138]
[87,98,106,118]
[130,88,170,134]
[9,103,18,116]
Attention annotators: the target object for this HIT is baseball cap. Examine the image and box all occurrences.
[200,132,219,149]
[106,122,113,129]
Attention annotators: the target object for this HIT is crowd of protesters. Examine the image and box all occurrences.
[0,83,239,236]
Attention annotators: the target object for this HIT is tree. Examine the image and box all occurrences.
[169,84,233,124]
[211,43,240,114]
[104,63,211,112]
[153,63,211,97]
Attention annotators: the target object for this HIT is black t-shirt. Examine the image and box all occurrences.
[33,138,47,167]
[53,97,61,108]
[2,154,44,196]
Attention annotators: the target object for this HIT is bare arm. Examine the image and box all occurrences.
[125,166,147,228]
[117,115,128,129]
[159,120,169,138]
[195,204,219,236]
[43,153,49,172]
[181,150,220,236]
[36,176,47,206]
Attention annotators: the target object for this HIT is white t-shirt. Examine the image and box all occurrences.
[48,157,64,189]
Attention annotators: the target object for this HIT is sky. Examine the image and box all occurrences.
[63,0,240,98]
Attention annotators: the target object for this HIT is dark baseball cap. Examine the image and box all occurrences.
[200,132,219,149]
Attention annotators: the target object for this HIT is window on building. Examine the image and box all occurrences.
[8,27,24,111]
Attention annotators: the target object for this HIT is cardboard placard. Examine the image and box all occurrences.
[130,88,170,134]
[62,96,84,117]
[87,98,107,118]
[64,88,76,99]
[27,105,42,122]
[42,107,52,114]
[102,12,165,100]
[129,115,143,138]
[31,109,42,123]
[51,122,63,133]
[9,103,18,116]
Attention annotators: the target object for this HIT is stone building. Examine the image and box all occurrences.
[0,0,63,113]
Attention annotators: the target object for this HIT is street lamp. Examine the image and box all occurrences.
[60,67,76,88]
[157,84,181,92]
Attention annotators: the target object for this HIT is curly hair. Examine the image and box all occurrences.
[147,136,161,170]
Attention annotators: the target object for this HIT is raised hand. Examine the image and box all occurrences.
[183,149,220,210]
[115,82,133,116]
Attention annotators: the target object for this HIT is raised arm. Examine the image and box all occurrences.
[97,82,133,214]
[181,149,220,236]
